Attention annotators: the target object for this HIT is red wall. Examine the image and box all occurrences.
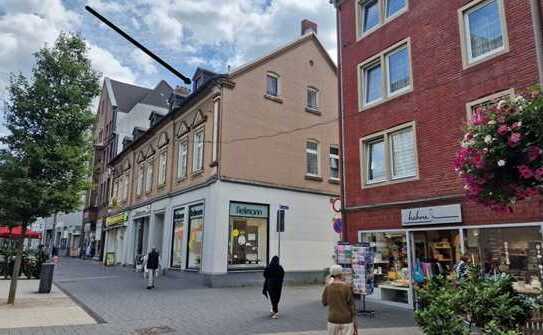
[337,0,543,241]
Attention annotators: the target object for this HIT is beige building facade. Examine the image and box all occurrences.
[105,24,340,284]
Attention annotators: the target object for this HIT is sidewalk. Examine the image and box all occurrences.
[262,328,421,335]
[0,279,95,329]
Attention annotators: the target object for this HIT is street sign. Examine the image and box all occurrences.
[277,209,285,232]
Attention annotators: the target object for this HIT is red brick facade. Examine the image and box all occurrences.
[336,0,543,241]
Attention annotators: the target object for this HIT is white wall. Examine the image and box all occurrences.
[115,103,168,154]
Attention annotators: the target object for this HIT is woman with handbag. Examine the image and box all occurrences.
[322,265,358,335]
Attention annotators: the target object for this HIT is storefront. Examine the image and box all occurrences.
[358,204,543,308]
[227,202,269,270]
[186,203,204,270]
[104,212,128,265]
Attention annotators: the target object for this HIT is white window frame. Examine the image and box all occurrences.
[136,165,144,196]
[158,150,167,187]
[358,39,413,111]
[177,138,189,180]
[357,0,408,40]
[266,72,280,97]
[329,145,340,181]
[360,121,418,188]
[122,173,129,201]
[465,88,514,122]
[458,0,509,69]
[145,160,154,193]
[192,128,205,173]
[306,86,319,110]
[306,140,321,177]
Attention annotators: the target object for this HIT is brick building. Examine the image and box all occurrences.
[332,0,543,307]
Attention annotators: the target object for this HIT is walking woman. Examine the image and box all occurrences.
[322,265,358,335]
[263,256,285,319]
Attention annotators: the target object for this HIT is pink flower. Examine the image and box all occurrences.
[508,132,522,147]
[497,125,510,136]
[473,153,485,169]
[512,122,522,130]
[463,132,473,142]
[517,165,535,179]
[527,146,543,162]
[535,167,543,181]
[471,109,487,126]
[525,187,540,198]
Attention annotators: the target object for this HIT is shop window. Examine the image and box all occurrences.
[460,0,508,67]
[360,232,409,304]
[170,208,185,269]
[228,202,269,269]
[413,230,463,278]
[186,204,204,270]
[464,226,543,291]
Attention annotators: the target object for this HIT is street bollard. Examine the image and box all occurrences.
[38,263,55,294]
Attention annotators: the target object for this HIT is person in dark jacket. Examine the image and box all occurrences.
[144,248,161,289]
[262,256,285,319]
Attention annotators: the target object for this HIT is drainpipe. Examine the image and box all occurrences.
[530,0,543,86]
[334,2,348,242]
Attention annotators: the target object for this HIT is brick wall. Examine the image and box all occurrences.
[337,0,543,241]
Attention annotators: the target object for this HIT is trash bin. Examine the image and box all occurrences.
[38,263,55,294]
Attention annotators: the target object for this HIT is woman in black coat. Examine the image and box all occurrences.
[263,256,285,319]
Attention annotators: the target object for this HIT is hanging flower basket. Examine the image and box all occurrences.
[454,89,543,212]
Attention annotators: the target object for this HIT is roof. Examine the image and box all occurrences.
[104,78,173,113]
[229,32,337,78]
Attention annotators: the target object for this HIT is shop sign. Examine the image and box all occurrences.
[230,202,268,218]
[134,205,151,217]
[106,212,128,227]
[401,204,462,226]
[189,204,204,218]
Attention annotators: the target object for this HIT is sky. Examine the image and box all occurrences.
[0,0,337,138]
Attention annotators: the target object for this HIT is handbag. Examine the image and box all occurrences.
[413,260,425,284]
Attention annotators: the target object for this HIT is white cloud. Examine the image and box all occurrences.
[130,49,158,75]
[86,0,126,14]
[88,44,136,84]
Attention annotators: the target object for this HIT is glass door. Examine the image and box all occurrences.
[186,204,204,270]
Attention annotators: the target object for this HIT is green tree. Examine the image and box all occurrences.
[0,33,100,304]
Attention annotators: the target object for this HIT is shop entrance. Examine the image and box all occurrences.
[186,204,204,270]
[152,213,164,256]
[134,217,149,262]
[412,230,462,277]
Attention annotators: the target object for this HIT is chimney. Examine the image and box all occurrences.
[301,19,318,36]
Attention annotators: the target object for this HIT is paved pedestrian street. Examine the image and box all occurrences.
[2,258,420,335]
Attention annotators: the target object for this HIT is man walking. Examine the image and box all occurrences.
[144,247,160,289]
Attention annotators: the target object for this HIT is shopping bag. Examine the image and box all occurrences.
[413,261,425,284]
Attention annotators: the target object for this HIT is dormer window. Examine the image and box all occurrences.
[194,77,201,91]
[266,73,279,97]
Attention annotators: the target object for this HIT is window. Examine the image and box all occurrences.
[177,140,188,179]
[266,73,279,97]
[122,174,129,201]
[362,0,380,33]
[359,41,412,109]
[306,141,320,177]
[158,151,167,186]
[136,165,144,196]
[112,181,119,204]
[307,87,319,110]
[465,89,514,121]
[461,0,508,65]
[145,161,153,193]
[171,208,185,268]
[192,129,204,172]
[330,146,340,180]
[361,123,417,186]
[358,0,408,38]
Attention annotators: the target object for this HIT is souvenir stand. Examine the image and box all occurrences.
[335,242,376,318]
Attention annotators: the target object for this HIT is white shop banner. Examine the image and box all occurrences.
[401,204,462,226]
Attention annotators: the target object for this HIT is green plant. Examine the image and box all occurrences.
[483,320,521,335]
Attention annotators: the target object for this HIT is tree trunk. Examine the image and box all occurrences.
[7,234,24,305]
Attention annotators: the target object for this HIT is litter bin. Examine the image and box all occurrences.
[38,263,55,293]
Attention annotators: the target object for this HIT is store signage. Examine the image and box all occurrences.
[402,204,462,226]
[230,202,268,218]
[134,205,151,217]
[106,212,128,227]
[189,204,204,218]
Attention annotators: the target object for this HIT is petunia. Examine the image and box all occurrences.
[497,125,510,136]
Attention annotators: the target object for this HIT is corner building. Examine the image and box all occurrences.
[333,0,543,307]
[105,22,341,285]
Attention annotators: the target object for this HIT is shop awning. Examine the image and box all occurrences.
[0,226,42,239]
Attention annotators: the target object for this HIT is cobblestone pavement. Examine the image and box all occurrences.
[3,258,420,335]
